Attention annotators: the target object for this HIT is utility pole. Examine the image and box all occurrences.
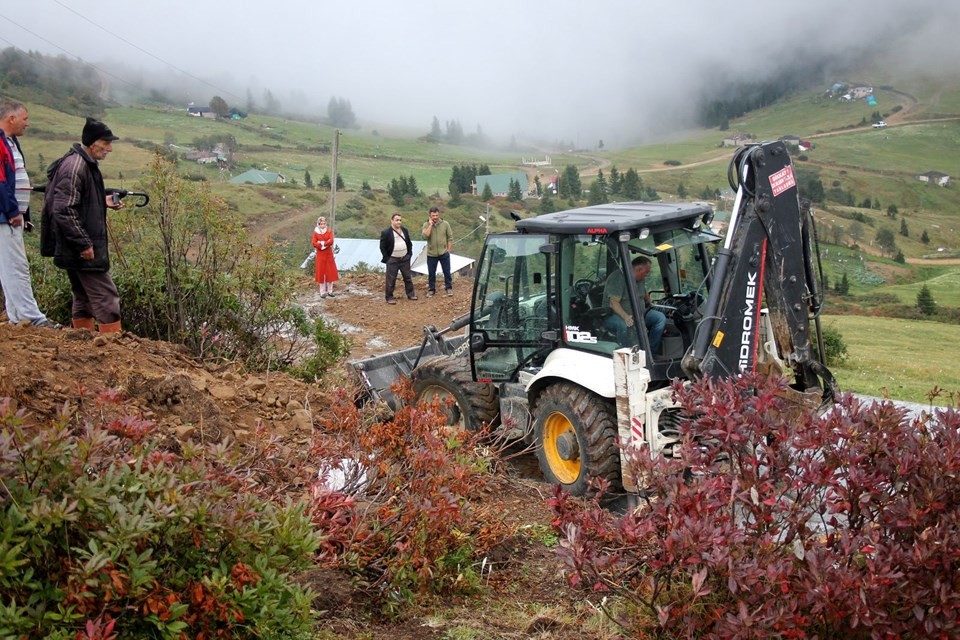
[330,129,340,231]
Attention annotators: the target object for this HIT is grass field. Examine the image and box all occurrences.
[882,270,960,306]
[733,89,909,138]
[823,314,960,405]
[808,122,960,178]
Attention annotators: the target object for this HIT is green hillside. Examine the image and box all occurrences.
[7,60,960,402]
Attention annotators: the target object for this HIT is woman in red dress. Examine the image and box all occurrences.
[312,216,339,297]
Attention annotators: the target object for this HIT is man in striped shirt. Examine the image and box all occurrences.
[0,99,59,328]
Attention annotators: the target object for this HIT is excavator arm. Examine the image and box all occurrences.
[683,141,838,402]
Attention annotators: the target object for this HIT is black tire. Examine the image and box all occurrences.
[411,356,498,432]
[533,383,620,497]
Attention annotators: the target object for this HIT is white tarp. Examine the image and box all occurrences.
[411,251,476,275]
[301,238,427,273]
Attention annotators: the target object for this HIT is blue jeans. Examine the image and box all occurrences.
[601,308,666,354]
[645,308,666,355]
[427,252,452,292]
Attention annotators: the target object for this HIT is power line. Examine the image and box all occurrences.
[50,0,244,103]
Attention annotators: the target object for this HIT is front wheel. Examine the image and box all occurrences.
[411,356,498,432]
[533,383,620,496]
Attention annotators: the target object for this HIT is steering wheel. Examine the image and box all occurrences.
[659,292,703,321]
[573,278,594,300]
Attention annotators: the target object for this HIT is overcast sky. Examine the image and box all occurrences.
[4,0,960,146]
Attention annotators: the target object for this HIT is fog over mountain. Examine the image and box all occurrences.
[4,0,960,146]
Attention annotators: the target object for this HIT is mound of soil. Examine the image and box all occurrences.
[0,322,324,447]
[0,308,594,639]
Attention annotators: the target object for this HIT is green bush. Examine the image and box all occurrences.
[817,323,849,365]
[0,398,318,639]
[104,155,316,371]
[23,252,72,325]
[288,316,351,383]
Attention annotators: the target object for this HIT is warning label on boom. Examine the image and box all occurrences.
[769,165,796,197]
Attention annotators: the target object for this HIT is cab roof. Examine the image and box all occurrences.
[515,201,713,235]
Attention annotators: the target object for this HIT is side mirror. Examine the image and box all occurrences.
[470,332,487,352]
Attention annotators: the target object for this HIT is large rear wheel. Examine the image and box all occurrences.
[533,383,620,496]
[411,356,498,432]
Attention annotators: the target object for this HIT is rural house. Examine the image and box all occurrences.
[721,133,752,147]
[184,150,219,164]
[779,134,801,146]
[187,102,217,119]
[916,171,951,187]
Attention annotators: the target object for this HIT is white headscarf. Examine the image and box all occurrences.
[315,217,327,234]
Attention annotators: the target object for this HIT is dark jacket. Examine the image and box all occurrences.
[0,130,20,224]
[379,224,413,264]
[40,143,110,271]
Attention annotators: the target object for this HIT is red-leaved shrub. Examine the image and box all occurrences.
[309,381,513,614]
[551,374,960,638]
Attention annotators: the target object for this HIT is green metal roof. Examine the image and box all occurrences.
[476,172,528,194]
[229,169,282,184]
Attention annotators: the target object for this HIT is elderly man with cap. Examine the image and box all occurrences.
[40,117,124,333]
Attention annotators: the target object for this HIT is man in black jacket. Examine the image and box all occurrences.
[378,212,417,304]
[41,118,124,332]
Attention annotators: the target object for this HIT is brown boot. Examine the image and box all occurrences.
[71,317,96,331]
[97,320,122,334]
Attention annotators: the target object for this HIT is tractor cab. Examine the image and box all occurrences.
[469,202,720,386]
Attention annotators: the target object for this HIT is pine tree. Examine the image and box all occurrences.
[304,170,313,189]
[595,169,608,198]
[917,284,936,315]
[560,165,581,198]
[837,272,850,296]
[899,218,909,237]
[328,96,356,128]
[388,178,404,206]
[587,179,608,205]
[622,168,641,200]
[609,166,622,195]
[677,182,687,199]
[539,191,557,214]
[921,229,930,244]
[406,175,419,196]
[428,116,442,141]
[507,178,523,202]
[336,174,344,190]
[481,182,493,200]
[448,180,462,206]
[319,174,332,189]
